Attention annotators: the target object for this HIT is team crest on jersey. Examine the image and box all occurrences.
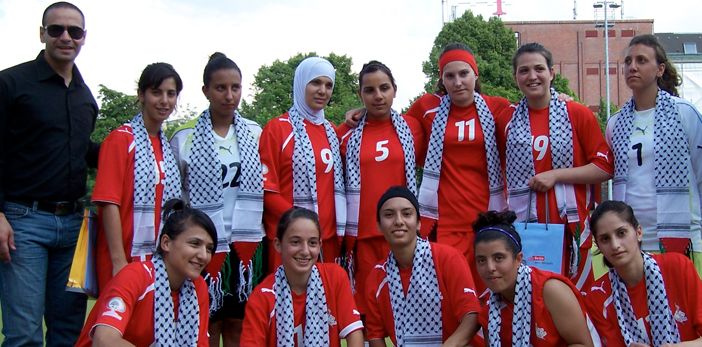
[327,309,337,327]
[535,324,547,340]
[102,297,126,320]
[674,304,688,323]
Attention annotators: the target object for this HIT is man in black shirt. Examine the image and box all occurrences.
[0,2,98,346]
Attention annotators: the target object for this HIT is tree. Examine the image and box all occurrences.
[422,11,577,103]
[91,85,140,143]
[240,52,359,126]
[597,98,619,133]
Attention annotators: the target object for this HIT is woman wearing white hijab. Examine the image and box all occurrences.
[259,57,346,273]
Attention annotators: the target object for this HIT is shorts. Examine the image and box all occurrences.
[210,242,265,321]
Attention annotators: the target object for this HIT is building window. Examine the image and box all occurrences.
[515,32,520,47]
[684,42,698,54]
[585,30,598,38]
[587,67,599,75]
[621,29,634,37]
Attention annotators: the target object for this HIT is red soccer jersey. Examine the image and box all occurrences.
[336,115,426,239]
[240,263,363,347]
[364,242,481,344]
[405,93,510,235]
[584,253,702,346]
[496,101,613,227]
[75,261,209,347]
[259,113,339,242]
[478,267,586,346]
[92,125,167,291]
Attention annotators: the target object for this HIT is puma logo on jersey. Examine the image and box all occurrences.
[590,281,606,294]
[463,288,476,296]
[596,151,609,161]
[636,126,649,135]
[353,309,360,316]
[219,145,233,155]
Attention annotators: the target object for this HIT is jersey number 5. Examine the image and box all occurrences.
[375,140,389,162]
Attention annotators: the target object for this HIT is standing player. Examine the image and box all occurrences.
[241,207,363,346]
[336,60,425,316]
[499,43,613,290]
[170,52,264,346]
[259,57,346,272]
[92,62,183,291]
[607,34,702,275]
[365,186,481,347]
[405,43,510,291]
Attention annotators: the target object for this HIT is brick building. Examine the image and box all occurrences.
[504,19,654,111]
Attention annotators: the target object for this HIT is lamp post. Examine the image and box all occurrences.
[593,0,620,199]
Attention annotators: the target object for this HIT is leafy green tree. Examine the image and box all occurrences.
[240,52,359,126]
[91,85,139,143]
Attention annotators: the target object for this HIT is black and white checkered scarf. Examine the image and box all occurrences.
[608,252,680,346]
[131,113,181,257]
[153,254,200,346]
[487,264,532,347]
[289,107,346,239]
[274,264,329,347]
[612,89,691,239]
[386,237,442,346]
[418,93,505,221]
[345,109,416,237]
[187,109,264,252]
[506,88,579,224]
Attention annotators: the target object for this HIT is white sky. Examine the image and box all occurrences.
[0,0,697,119]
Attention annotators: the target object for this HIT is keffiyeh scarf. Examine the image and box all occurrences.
[487,264,533,347]
[274,265,329,347]
[131,113,181,257]
[418,93,505,221]
[386,237,442,346]
[506,88,578,224]
[345,109,417,237]
[153,254,200,346]
[612,89,691,239]
[289,107,346,239]
[608,252,680,346]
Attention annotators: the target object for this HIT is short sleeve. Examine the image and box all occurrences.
[241,281,275,346]
[92,128,132,205]
[90,263,149,336]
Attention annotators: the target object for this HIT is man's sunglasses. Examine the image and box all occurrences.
[44,25,85,40]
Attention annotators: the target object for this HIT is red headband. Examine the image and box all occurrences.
[439,49,478,77]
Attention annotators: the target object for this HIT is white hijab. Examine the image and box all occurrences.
[292,57,336,125]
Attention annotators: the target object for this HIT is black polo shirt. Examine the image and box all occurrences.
[0,51,99,211]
